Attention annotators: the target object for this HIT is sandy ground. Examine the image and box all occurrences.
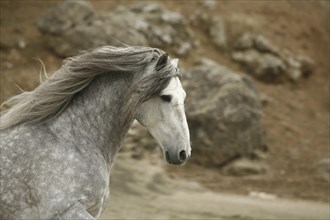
[100,151,329,220]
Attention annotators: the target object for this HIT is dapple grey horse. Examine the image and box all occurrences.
[0,46,191,219]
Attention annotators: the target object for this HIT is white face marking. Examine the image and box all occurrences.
[135,60,191,165]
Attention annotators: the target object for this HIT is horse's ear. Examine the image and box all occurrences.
[156,53,168,70]
[170,58,179,68]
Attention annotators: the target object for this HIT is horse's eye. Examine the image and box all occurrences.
[160,95,172,102]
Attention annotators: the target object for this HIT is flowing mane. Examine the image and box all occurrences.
[0,46,178,130]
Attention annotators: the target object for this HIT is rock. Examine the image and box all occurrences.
[176,42,192,56]
[38,0,95,35]
[234,33,254,50]
[232,50,287,83]
[222,158,268,176]
[209,16,227,49]
[260,94,271,107]
[161,12,183,25]
[256,54,287,81]
[200,0,217,10]
[39,7,148,56]
[182,59,266,167]
[189,10,210,27]
[253,34,279,55]
[226,14,263,45]
[296,55,315,77]
[38,1,193,57]
[284,54,315,81]
[232,49,260,71]
[286,56,302,81]
[130,2,162,13]
[17,39,26,49]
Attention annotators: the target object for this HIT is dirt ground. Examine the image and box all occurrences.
[99,151,329,220]
[1,0,329,219]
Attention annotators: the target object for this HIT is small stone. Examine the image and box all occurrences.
[255,54,287,79]
[222,158,268,176]
[234,33,254,50]
[175,42,192,56]
[134,20,149,32]
[189,11,209,27]
[209,16,227,49]
[131,3,162,13]
[161,12,183,25]
[260,94,271,107]
[160,34,172,45]
[232,49,261,70]
[200,0,217,10]
[286,56,302,81]
[296,55,315,77]
[253,34,279,55]
[287,69,302,82]
[17,39,26,49]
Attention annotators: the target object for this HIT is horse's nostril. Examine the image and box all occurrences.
[179,150,186,161]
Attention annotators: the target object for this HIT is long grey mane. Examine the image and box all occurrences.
[0,46,178,130]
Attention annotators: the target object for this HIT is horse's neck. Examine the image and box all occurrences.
[49,74,133,166]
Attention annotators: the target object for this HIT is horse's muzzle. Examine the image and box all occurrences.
[165,149,189,165]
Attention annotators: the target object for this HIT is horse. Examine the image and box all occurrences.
[0,46,191,219]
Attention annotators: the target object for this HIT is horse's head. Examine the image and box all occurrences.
[135,54,191,165]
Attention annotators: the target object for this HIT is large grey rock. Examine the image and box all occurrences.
[38,1,193,57]
[182,59,267,167]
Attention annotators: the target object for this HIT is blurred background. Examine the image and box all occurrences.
[0,0,329,219]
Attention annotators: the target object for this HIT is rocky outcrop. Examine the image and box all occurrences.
[38,1,193,57]
[232,33,315,83]
[182,59,267,167]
